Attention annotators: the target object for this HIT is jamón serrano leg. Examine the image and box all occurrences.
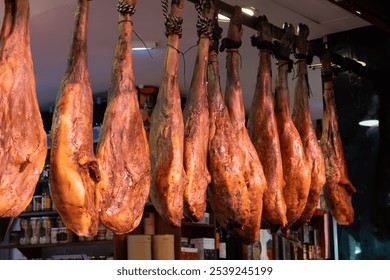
[207,26,253,242]
[182,1,212,222]
[222,7,266,243]
[292,24,326,225]
[149,0,188,227]
[247,17,287,228]
[0,0,47,217]
[96,0,150,234]
[320,51,356,225]
[273,24,311,227]
[50,0,100,236]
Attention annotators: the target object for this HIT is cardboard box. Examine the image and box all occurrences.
[180,247,199,260]
[190,238,215,260]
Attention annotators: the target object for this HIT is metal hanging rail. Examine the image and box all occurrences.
[186,0,384,93]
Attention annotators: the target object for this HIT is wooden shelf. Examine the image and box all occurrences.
[1,239,113,249]
[37,178,49,184]
[18,211,58,218]
[182,222,214,228]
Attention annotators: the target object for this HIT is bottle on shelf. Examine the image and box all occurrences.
[217,224,226,260]
[42,192,52,211]
[226,230,243,260]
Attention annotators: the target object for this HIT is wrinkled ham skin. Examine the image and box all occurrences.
[292,60,326,225]
[207,50,252,239]
[50,0,100,237]
[321,78,356,225]
[0,0,47,217]
[149,0,188,227]
[247,50,287,228]
[96,0,150,235]
[223,13,266,244]
[182,4,213,222]
[275,62,311,228]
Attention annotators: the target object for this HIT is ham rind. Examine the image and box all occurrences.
[50,0,100,236]
[274,24,311,228]
[182,2,212,222]
[320,52,356,225]
[247,17,287,228]
[96,0,150,235]
[222,8,266,244]
[292,24,326,225]
[0,0,47,218]
[149,0,188,227]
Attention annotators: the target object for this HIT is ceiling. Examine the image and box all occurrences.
[0,0,373,121]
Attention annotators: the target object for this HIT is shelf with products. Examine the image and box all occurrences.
[0,210,117,260]
[243,208,332,260]
[119,200,217,260]
[1,239,113,249]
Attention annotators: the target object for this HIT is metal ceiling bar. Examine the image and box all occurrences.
[186,0,384,91]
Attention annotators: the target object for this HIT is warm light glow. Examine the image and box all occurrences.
[354,59,366,66]
[241,7,255,16]
[359,119,379,127]
[132,41,157,51]
[218,13,230,22]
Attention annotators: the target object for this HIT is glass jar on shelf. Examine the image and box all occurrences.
[19,218,31,245]
[42,192,52,211]
[40,216,53,244]
[30,217,41,245]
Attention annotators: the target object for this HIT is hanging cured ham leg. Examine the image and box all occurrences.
[221,7,266,244]
[96,0,150,234]
[182,1,213,222]
[292,24,325,225]
[274,24,311,227]
[0,0,47,217]
[320,51,356,225]
[247,17,287,228]
[50,0,100,236]
[207,23,254,243]
[149,0,188,227]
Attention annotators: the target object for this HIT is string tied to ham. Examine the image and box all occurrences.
[294,53,314,65]
[116,1,154,59]
[273,40,293,73]
[166,43,198,88]
[250,35,274,53]
[209,19,223,53]
[161,0,183,38]
[117,2,136,15]
[195,0,213,40]
[220,38,243,68]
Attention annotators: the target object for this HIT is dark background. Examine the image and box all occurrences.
[327,26,390,259]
